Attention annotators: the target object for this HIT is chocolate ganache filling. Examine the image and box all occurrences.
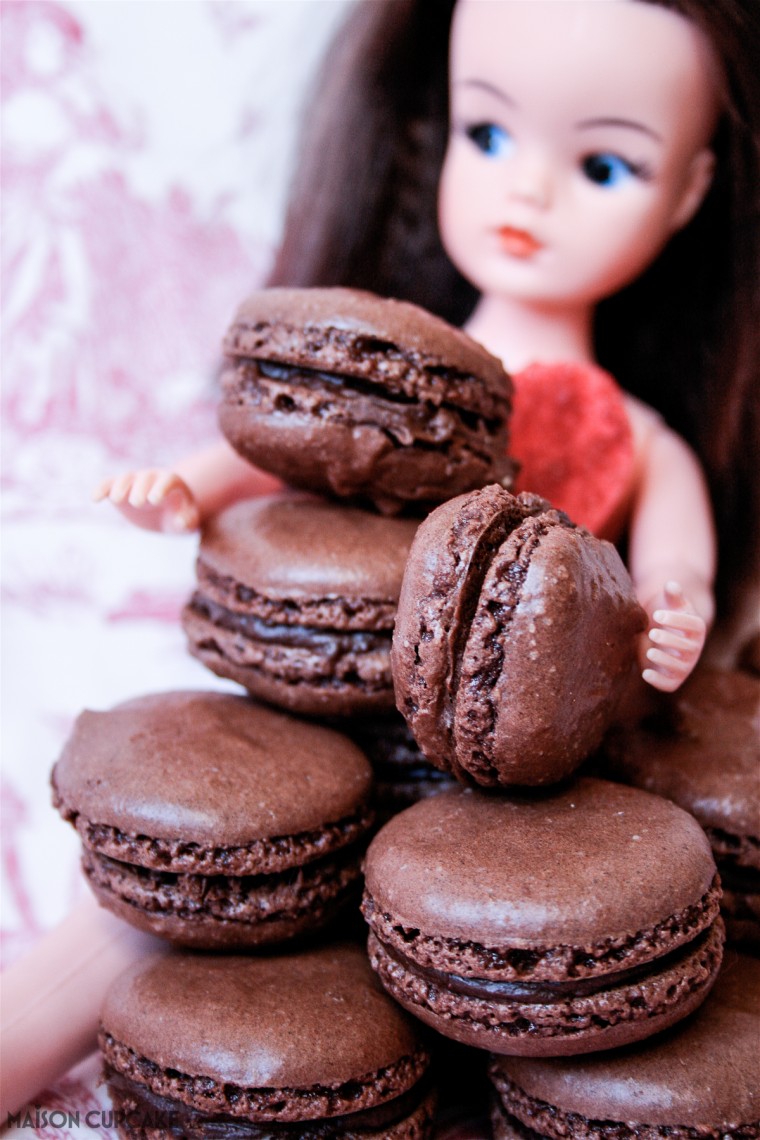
[376,926,715,1004]
[236,358,503,441]
[106,1066,432,1138]
[187,598,390,657]
[84,844,362,925]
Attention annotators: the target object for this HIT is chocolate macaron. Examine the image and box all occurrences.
[218,286,514,514]
[183,492,418,715]
[605,667,760,948]
[362,779,724,1056]
[488,950,759,1137]
[100,942,436,1139]
[52,691,374,947]
[392,484,645,787]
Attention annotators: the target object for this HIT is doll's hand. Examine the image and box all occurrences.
[640,580,706,692]
[93,469,200,534]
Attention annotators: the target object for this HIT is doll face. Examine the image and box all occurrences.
[438,0,720,309]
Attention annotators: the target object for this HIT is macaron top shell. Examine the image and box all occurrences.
[223,286,511,413]
[492,951,760,1125]
[392,485,645,785]
[52,691,373,844]
[101,943,426,1091]
[198,494,418,615]
[363,780,716,948]
[607,668,760,841]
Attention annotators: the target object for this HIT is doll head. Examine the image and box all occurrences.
[269,0,759,616]
[438,0,721,317]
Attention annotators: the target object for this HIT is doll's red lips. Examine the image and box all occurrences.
[498,227,542,258]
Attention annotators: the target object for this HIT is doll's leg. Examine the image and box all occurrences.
[0,894,164,1123]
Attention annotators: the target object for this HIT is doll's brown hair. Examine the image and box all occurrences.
[269,0,759,624]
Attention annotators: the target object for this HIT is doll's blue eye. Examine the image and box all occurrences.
[466,122,513,158]
[582,153,639,187]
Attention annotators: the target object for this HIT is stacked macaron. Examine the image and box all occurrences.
[358,480,755,1133]
[99,944,437,1140]
[49,288,522,1137]
[604,667,760,949]
[487,949,759,1138]
[50,287,758,1137]
[217,285,516,515]
[52,692,376,949]
[181,287,518,821]
[183,287,517,730]
[358,483,728,1070]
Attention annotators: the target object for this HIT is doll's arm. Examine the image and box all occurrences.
[625,398,715,692]
[0,895,165,1124]
[93,439,282,533]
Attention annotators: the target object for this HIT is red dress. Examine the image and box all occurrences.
[509,360,635,541]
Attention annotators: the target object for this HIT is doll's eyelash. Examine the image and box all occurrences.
[462,121,513,157]
[581,152,654,186]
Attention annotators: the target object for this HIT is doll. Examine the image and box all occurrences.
[95,0,760,695]
[4,0,759,1124]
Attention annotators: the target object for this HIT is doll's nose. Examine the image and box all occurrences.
[505,150,553,208]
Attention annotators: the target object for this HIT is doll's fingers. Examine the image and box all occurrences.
[652,608,704,635]
[127,469,162,508]
[646,646,694,675]
[642,666,682,693]
[106,473,137,504]
[648,627,700,654]
[92,477,114,502]
[145,470,183,505]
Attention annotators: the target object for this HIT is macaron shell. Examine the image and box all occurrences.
[392,485,644,786]
[369,921,723,1057]
[455,519,643,784]
[219,398,510,516]
[223,286,511,408]
[219,288,514,512]
[606,668,760,842]
[491,951,759,1124]
[182,617,397,716]
[85,849,362,949]
[101,943,425,1091]
[392,487,536,773]
[196,494,418,612]
[363,781,717,949]
[52,691,372,844]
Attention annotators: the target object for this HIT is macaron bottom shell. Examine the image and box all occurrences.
[486,950,760,1136]
[219,359,510,517]
[98,943,438,1139]
[183,600,396,716]
[82,844,365,950]
[104,1062,438,1140]
[365,918,725,1057]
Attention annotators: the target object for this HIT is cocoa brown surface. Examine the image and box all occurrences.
[100,943,430,1097]
[392,486,644,786]
[83,845,363,948]
[182,599,394,706]
[193,494,418,614]
[218,287,514,513]
[489,950,760,1127]
[605,667,760,854]
[182,495,417,711]
[222,287,511,411]
[362,781,718,952]
[52,690,373,847]
[368,921,724,1056]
